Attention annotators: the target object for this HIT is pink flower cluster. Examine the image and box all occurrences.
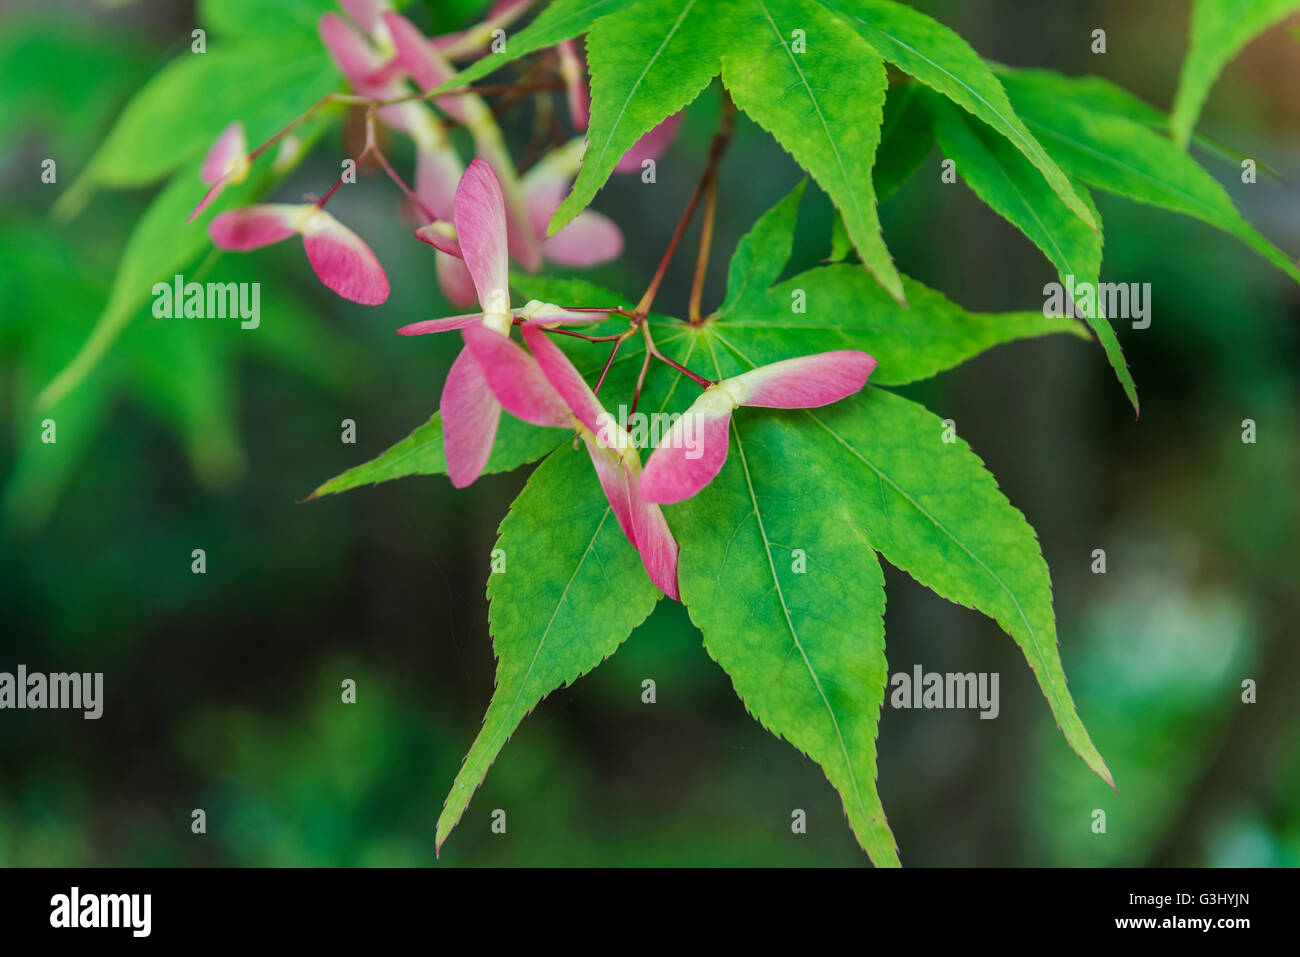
[186,0,873,601]
[189,0,680,308]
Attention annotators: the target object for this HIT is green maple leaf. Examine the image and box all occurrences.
[673,336,898,865]
[434,443,664,853]
[720,0,903,302]
[543,0,909,300]
[549,0,730,232]
[337,182,1106,860]
[680,187,1113,850]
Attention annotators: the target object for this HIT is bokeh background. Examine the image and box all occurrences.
[2,0,1298,866]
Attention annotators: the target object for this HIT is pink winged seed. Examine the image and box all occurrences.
[440,346,503,488]
[731,350,876,408]
[301,218,390,305]
[210,205,389,305]
[340,0,385,34]
[200,122,246,185]
[520,152,624,267]
[190,121,248,221]
[415,144,466,224]
[543,210,624,268]
[580,434,637,546]
[436,252,479,308]
[519,323,605,434]
[383,11,473,125]
[318,13,390,90]
[558,40,590,131]
[522,324,679,598]
[462,324,571,428]
[208,204,300,250]
[414,222,464,258]
[625,467,680,600]
[453,159,511,309]
[396,313,483,336]
[640,351,876,505]
[638,402,734,506]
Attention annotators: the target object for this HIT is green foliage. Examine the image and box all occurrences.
[436,0,642,89]
[0,18,147,159]
[3,221,351,532]
[550,0,728,234]
[308,412,562,498]
[1170,0,1300,147]
[924,93,1136,411]
[874,84,934,204]
[673,349,897,864]
[683,191,1112,825]
[87,41,337,188]
[790,384,1112,787]
[198,0,342,38]
[548,0,906,299]
[38,129,324,411]
[418,183,1104,858]
[39,30,340,408]
[1,14,352,530]
[717,181,1090,386]
[1000,69,1300,287]
[722,0,902,302]
[435,444,664,851]
[996,66,1279,175]
[825,0,1097,231]
[28,0,1300,865]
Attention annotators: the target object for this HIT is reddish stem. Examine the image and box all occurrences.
[372,145,440,223]
[629,349,653,417]
[541,327,627,343]
[653,351,714,389]
[688,176,718,323]
[593,338,625,394]
[633,97,736,319]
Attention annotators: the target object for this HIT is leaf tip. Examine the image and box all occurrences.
[546,204,575,238]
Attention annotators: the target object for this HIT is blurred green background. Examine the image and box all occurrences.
[2,0,1298,866]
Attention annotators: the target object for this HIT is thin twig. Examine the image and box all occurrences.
[634,96,737,319]
[593,336,627,394]
[688,175,718,323]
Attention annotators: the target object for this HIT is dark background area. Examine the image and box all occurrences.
[2,0,1298,865]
